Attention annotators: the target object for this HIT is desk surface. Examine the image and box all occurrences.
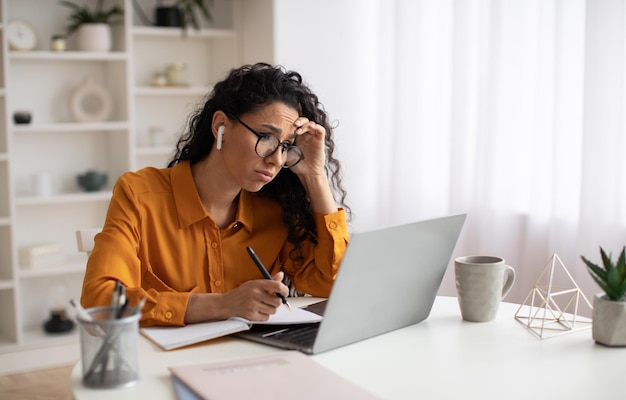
[71,296,625,399]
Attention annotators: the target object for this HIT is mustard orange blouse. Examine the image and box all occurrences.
[80,161,349,327]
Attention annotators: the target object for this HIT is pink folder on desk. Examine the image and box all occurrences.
[168,351,377,400]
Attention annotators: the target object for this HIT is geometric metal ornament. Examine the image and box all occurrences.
[514,253,593,339]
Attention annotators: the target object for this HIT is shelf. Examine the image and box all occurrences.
[18,256,87,279]
[20,327,79,348]
[8,51,127,62]
[136,146,174,156]
[134,86,210,96]
[133,26,236,39]
[0,337,16,350]
[12,121,129,133]
[15,191,112,206]
[0,0,246,374]
[0,280,14,290]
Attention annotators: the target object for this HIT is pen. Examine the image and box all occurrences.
[246,246,292,311]
[113,284,126,379]
[102,280,120,382]
[116,285,127,319]
[128,296,147,317]
[69,298,92,321]
[110,280,121,320]
[69,299,105,337]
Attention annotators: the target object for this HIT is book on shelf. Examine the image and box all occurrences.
[141,305,322,351]
[169,351,378,400]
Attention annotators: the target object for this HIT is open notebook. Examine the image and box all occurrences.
[141,305,322,351]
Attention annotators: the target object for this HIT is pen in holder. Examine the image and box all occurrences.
[77,305,141,388]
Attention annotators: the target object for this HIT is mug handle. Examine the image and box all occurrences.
[501,265,515,299]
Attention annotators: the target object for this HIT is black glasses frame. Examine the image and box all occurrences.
[226,113,304,168]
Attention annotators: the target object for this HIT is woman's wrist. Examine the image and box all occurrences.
[299,174,337,214]
[185,292,227,323]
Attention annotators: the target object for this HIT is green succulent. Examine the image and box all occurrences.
[176,0,213,32]
[581,246,626,301]
[60,0,124,35]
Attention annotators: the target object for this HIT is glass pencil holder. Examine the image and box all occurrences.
[77,306,141,389]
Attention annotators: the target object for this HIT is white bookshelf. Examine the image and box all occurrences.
[0,0,274,374]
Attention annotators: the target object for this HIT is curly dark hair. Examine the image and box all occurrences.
[169,63,350,266]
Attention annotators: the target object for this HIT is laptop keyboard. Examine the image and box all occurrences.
[262,324,319,347]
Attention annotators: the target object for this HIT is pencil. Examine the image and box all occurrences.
[246,246,292,311]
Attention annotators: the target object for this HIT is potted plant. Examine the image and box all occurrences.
[152,0,213,32]
[60,0,124,51]
[581,246,626,346]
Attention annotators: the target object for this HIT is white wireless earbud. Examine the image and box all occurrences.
[216,126,225,150]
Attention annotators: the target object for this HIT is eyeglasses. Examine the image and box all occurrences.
[227,113,304,168]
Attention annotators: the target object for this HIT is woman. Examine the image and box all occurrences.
[81,63,350,327]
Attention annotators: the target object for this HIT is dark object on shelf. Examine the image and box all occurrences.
[77,170,108,192]
[13,111,32,124]
[141,0,213,32]
[155,6,181,27]
[43,309,75,334]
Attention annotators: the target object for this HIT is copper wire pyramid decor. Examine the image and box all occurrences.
[514,254,592,339]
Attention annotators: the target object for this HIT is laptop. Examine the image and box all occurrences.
[235,213,466,354]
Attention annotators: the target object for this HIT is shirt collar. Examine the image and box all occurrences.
[171,161,208,228]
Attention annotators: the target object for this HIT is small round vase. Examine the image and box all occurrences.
[13,111,32,124]
[76,23,112,52]
[77,171,107,192]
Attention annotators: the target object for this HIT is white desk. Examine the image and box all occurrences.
[72,296,624,399]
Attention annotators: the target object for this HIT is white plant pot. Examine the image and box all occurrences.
[76,23,112,52]
[592,293,626,346]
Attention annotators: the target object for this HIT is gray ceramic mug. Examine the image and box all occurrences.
[455,256,515,322]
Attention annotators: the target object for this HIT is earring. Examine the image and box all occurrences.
[216,126,225,150]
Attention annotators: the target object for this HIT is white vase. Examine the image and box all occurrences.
[76,23,112,52]
[592,293,626,346]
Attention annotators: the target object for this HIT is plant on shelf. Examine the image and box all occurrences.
[176,0,213,31]
[60,0,124,51]
[581,246,626,346]
[144,0,213,32]
[60,0,124,34]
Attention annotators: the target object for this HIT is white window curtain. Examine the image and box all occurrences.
[374,0,626,307]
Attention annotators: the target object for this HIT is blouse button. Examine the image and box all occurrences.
[214,280,222,287]
[211,242,218,249]
[329,222,337,229]
[165,311,173,319]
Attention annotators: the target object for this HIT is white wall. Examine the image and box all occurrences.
[272,0,382,231]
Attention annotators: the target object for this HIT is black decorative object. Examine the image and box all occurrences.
[77,170,108,192]
[43,309,75,334]
[13,111,32,124]
[155,6,181,27]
